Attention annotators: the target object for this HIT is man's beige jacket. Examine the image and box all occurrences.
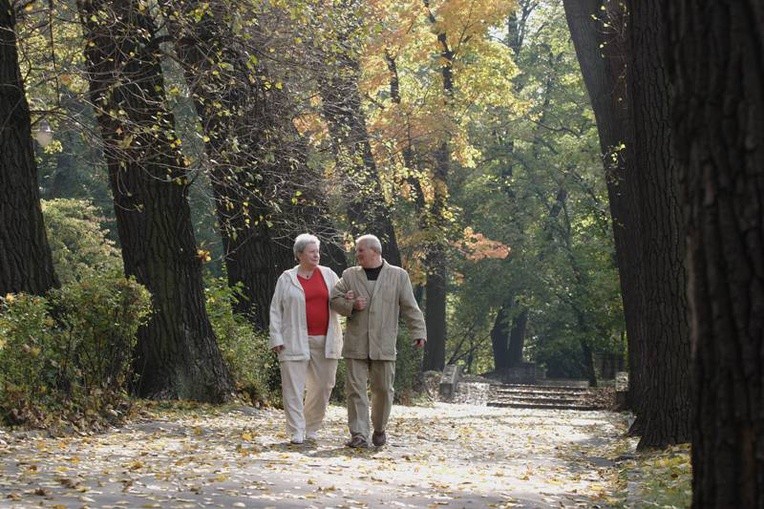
[330,260,426,361]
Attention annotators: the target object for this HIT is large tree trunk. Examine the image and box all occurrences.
[77,0,233,401]
[507,308,528,367]
[490,304,512,370]
[562,0,645,415]
[422,244,447,370]
[666,2,764,506]
[161,0,303,329]
[0,0,58,296]
[626,0,691,448]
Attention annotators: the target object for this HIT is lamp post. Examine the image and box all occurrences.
[34,119,53,148]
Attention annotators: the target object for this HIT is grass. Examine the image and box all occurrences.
[617,443,691,508]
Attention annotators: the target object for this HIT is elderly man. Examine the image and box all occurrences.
[330,234,426,448]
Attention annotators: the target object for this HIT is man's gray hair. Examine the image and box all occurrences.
[356,234,382,254]
[293,233,320,258]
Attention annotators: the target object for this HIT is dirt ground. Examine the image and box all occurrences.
[0,402,634,508]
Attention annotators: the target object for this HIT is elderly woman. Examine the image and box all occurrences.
[269,233,343,444]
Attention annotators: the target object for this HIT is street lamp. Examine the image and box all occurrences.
[34,119,53,148]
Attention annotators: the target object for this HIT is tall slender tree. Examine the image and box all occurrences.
[666,2,764,505]
[77,0,233,401]
[563,0,654,426]
[565,0,691,447]
[0,0,59,296]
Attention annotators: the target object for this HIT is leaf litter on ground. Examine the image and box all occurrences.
[0,399,681,508]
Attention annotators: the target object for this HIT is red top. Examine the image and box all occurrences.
[298,270,329,335]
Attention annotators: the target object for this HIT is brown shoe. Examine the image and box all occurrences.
[372,430,387,447]
[345,434,369,449]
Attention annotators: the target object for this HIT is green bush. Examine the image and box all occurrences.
[394,328,424,404]
[0,294,58,426]
[48,274,151,413]
[0,199,152,431]
[0,275,151,430]
[41,199,122,284]
[205,277,281,407]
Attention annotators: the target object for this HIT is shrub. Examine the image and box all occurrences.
[205,277,281,407]
[41,199,122,284]
[0,275,151,430]
[0,199,152,431]
[0,294,58,426]
[48,274,151,417]
[394,329,424,404]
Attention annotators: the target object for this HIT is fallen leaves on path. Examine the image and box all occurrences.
[0,402,631,508]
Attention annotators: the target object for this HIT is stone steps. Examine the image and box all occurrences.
[486,382,609,411]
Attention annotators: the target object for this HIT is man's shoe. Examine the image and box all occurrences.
[372,430,387,447]
[290,432,304,445]
[345,434,369,449]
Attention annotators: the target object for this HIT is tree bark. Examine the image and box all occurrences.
[626,0,691,448]
[162,0,334,330]
[0,0,59,296]
[77,0,233,401]
[507,308,528,368]
[562,0,645,414]
[666,2,764,505]
[490,304,512,370]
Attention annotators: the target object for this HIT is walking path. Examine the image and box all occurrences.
[0,402,634,508]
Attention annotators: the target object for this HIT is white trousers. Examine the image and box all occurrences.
[279,335,338,440]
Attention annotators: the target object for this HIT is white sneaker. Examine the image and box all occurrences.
[306,431,318,441]
[290,432,304,444]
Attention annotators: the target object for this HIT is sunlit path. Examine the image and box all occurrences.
[0,403,631,508]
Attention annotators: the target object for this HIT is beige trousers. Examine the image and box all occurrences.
[345,358,396,441]
[279,335,338,440]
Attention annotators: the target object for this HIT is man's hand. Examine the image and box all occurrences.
[346,290,367,311]
[271,345,285,353]
[413,338,426,349]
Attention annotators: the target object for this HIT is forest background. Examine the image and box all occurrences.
[4,0,625,409]
[2,0,761,506]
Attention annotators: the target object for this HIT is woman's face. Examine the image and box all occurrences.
[298,243,320,268]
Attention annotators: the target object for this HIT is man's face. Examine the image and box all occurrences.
[355,242,378,268]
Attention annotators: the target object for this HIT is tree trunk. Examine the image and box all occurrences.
[422,245,446,371]
[666,2,764,506]
[563,0,644,413]
[507,308,528,367]
[161,0,303,329]
[77,0,233,401]
[420,3,455,371]
[0,0,58,296]
[627,0,691,449]
[490,304,512,371]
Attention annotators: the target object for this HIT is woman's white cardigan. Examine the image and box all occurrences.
[268,265,343,361]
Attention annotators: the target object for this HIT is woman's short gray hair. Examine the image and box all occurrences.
[356,234,382,254]
[293,233,320,258]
